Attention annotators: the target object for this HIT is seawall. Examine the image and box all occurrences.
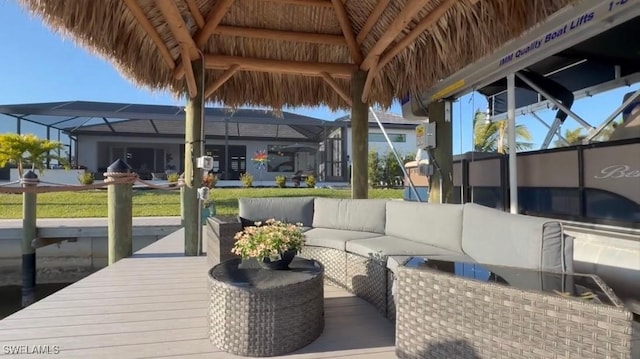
[0,217,182,285]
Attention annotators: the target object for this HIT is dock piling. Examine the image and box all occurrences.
[21,170,39,307]
[105,159,135,265]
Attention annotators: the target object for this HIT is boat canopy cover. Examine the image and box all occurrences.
[480,16,640,117]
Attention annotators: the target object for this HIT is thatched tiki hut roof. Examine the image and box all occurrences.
[19,0,574,254]
[20,0,574,110]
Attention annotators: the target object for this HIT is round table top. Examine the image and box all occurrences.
[209,257,323,289]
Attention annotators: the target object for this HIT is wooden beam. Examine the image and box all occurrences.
[361,57,379,102]
[31,237,71,249]
[331,0,363,64]
[356,0,391,44]
[181,46,198,98]
[204,54,358,78]
[320,72,352,106]
[212,25,347,46]
[123,0,175,70]
[184,0,205,28]
[256,0,333,7]
[205,64,240,98]
[196,0,235,47]
[174,0,234,80]
[155,0,199,59]
[363,0,456,96]
[377,0,457,71]
[175,25,346,80]
[360,0,432,71]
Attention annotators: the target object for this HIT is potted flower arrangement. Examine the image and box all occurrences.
[231,219,305,270]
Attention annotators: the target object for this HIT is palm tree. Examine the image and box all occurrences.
[472,110,533,153]
[0,133,68,177]
[553,119,622,147]
[553,127,585,147]
[596,118,622,141]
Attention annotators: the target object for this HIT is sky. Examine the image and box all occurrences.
[0,0,637,156]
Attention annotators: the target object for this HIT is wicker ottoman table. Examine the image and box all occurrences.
[395,257,633,359]
[208,257,324,357]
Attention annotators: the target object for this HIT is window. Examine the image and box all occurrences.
[267,145,295,173]
[369,133,406,143]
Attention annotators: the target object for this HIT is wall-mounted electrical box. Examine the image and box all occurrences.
[415,122,436,150]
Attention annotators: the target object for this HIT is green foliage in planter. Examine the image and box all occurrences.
[77,172,94,185]
[240,172,253,187]
[305,175,316,188]
[275,175,286,188]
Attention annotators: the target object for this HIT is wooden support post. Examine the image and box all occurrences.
[21,170,38,307]
[183,58,205,256]
[350,70,369,199]
[427,101,454,204]
[105,159,135,265]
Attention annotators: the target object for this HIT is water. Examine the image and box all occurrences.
[0,283,71,319]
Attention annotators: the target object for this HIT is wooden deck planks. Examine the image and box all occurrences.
[0,229,396,359]
[5,226,631,358]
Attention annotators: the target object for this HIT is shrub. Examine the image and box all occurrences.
[167,173,180,183]
[240,172,253,188]
[77,172,94,185]
[275,175,286,188]
[368,150,383,188]
[305,174,316,188]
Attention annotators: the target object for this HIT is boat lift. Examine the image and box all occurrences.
[403,0,640,212]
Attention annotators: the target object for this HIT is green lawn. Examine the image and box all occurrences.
[0,188,404,219]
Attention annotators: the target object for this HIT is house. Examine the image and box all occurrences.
[0,101,346,182]
[331,110,418,163]
[0,102,416,184]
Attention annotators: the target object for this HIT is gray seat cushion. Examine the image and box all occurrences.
[304,228,380,251]
[385,201,464,253]
[346,235,464,261]
[238,197,315,226]
[312,198,387,234]
[461,203,573,272]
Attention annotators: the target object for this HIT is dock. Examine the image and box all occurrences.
[0,217,183,240]
[0,229,396,359]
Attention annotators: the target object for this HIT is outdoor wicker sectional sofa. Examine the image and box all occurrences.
[206,197,574,321]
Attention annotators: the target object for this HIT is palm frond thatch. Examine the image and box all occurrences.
[20,0,577,110]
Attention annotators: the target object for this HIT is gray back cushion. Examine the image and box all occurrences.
[238,197,315,226]
[461,203,573,272]
[385,201,464,253]
[312,198,387,233]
